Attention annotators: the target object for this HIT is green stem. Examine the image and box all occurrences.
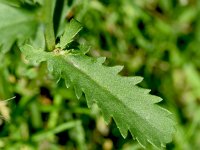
[53,0,64,36]
[47,94,62,128]
[44,0,56,51]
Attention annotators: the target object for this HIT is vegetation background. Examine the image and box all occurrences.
[0,0,200,149]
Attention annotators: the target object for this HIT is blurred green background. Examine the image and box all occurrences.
[1,0,200,149]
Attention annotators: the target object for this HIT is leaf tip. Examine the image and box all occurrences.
[97,57,106,64]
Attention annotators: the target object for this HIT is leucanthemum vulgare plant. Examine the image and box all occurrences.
[0,0,175,149]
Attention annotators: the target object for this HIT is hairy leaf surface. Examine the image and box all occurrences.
[21,45,175,148]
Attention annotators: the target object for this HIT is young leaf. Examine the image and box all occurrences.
[58,19,82,49]
[21,45,175,148]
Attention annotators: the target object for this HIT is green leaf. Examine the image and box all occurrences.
[26,0,44,5]
[58,19,82,49]
[21,45,175,148]
[0,0,43,6]
[0,2,38,52]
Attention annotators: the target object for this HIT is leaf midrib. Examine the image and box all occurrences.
[56,54,166,143]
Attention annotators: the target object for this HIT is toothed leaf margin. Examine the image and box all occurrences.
[21,45,175,148]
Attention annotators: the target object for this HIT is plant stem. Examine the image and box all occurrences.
[53,0,64,36]
[44,0,56,51]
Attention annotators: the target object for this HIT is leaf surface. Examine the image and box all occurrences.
[21,45,175,148]
[58,19,82,49]
[0,2,38,51]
